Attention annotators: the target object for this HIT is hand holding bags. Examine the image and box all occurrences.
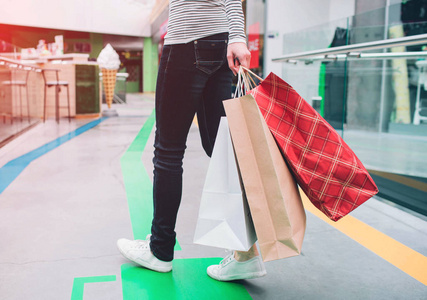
[224,94,306,262]
[193,117,257,251]
[248,71,378,221]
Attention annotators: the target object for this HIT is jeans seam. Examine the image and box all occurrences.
[165,46,173,72]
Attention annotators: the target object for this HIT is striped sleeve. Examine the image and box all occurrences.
[225,0,247,44]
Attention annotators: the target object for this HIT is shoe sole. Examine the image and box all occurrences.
[207,270,267,281]
[117,243,172,273]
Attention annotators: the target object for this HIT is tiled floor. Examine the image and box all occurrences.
[0,94,426,299]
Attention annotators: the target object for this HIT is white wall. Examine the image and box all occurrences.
[0,0,153,37]
[264,0,355,75]
[329,0,356,22]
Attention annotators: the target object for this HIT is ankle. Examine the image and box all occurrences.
[234,251,259,262]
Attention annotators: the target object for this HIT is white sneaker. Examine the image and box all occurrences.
[207,252,267,281]
[117,235,172,273]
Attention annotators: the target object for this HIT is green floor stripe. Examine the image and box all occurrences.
[71,275,116,300]
[120,110,180,249]
[121,258,252,300]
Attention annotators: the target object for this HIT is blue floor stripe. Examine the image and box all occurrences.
[0,118,108,195]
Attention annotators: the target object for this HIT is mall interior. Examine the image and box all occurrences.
[0,0,426,299]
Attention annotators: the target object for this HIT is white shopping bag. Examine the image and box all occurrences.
[193,117,257,251]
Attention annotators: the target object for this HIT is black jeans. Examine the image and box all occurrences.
[150,33,232,261]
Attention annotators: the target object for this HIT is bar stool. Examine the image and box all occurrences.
[1,65,31,123]
[0,88,12,124]
[42,68,71,123]
[0,73,12,124]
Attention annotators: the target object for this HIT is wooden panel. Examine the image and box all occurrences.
[75,64,100,115]
[27,71,44,119]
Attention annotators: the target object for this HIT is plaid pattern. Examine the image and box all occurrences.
[249,72,378,221]
[101,69,117,109]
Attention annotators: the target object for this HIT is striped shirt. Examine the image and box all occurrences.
[164,0,246,45]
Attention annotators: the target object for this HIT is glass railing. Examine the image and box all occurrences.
[278,3,427,216]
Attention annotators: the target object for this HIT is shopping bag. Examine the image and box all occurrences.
[248,71,379,221]
[223,94,306,262]
[193,117,257,251]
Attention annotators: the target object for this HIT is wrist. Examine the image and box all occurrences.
[228,39,247,45]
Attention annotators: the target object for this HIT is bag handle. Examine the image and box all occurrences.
[234,68,244,98]
[241,66,263,82]
[234,67,263,98]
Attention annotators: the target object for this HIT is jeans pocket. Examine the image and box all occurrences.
[194,39,227,75]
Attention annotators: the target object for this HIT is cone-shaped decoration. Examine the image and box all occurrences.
[102,68,117,109]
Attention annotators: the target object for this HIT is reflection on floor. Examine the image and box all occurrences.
[0,117,40,147]
[368,169,427,216]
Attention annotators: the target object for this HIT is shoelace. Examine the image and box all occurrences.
[132,234,152,250]
[132,240,149,250]
[220,252,234,266]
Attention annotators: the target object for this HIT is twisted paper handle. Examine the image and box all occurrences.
[234,66,263,98]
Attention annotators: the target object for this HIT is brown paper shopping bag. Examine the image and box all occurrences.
[224,94,306,262]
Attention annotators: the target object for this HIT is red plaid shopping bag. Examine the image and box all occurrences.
[249,72,378,221]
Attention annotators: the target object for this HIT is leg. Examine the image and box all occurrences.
[204,69,265,276]
[117,42,207,271]
[151,43,208,262]
[117,34,230,271]
[197,60,233,157]
[234,243,260,262]
[151,34,232,260]
[207,243,266,281]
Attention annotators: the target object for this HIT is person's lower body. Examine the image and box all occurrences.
[117,32,266,280]
[150,33,233,263]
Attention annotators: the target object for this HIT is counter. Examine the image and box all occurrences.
[20,54,102,119]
